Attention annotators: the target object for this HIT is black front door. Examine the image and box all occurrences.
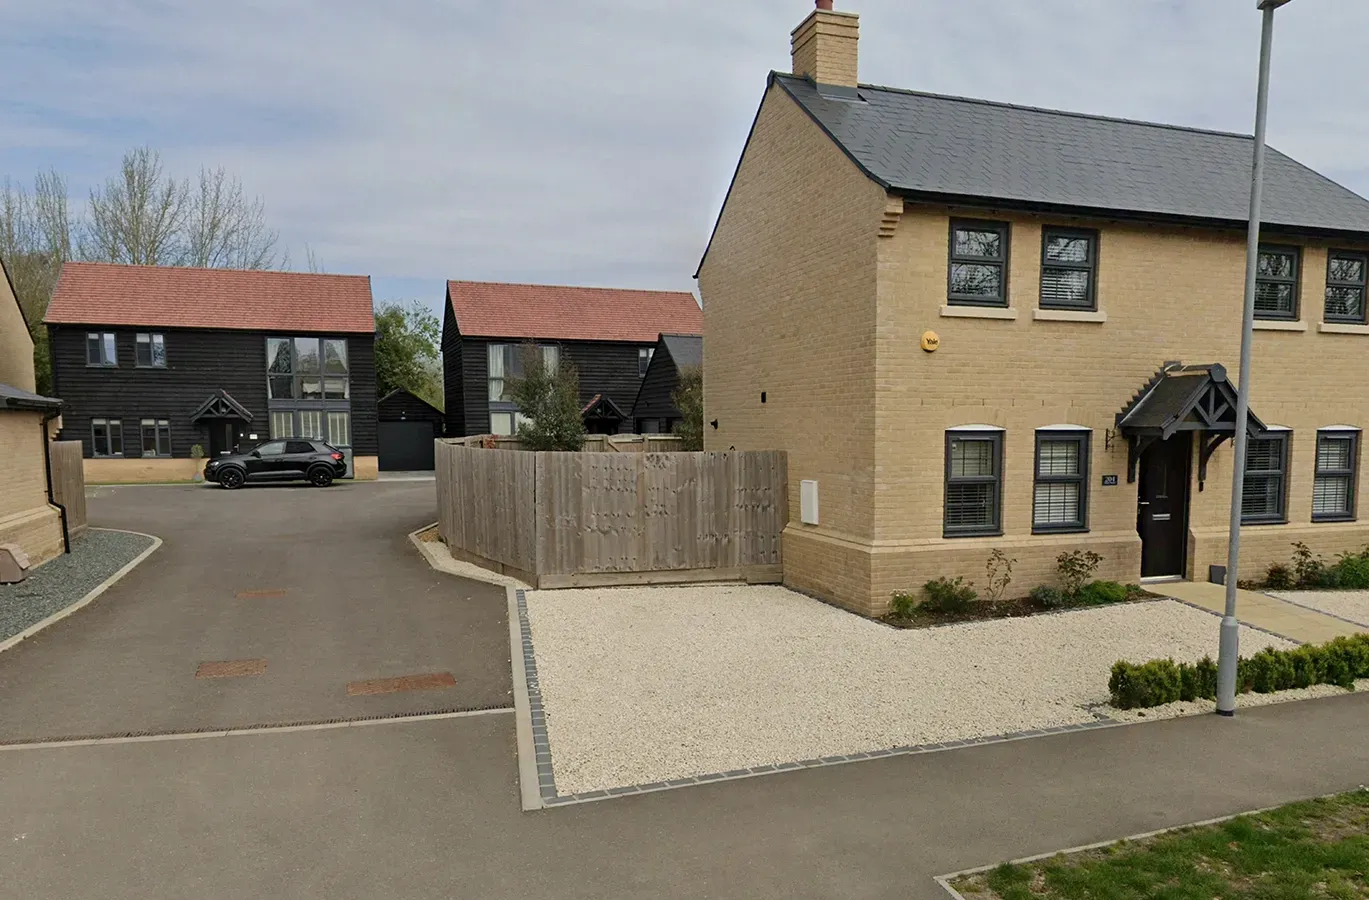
[208,422,236,457]
[1138,436,1192,578]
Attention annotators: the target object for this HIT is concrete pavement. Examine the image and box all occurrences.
[1160,579,1364,643]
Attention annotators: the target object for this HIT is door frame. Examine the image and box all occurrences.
[1137,434,1193,579]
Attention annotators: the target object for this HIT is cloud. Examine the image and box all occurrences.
[2,0,1367,302]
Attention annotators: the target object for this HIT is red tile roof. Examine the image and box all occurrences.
[45,262,375,333]
[447,280,701,343]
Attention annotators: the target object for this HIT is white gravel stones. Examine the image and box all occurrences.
[1269,591,1369,628]
[524,585,1292,795]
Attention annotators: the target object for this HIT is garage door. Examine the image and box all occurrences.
[378,420,436,471]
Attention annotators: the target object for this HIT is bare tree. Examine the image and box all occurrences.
[1,171,72,394]
[185,166,280,269]
[83,147,188,265]
[303,242,326,274]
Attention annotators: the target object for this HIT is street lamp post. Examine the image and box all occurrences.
[1218,0,1295,716]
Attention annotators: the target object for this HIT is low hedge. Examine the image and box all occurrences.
[1109,634,1369,710]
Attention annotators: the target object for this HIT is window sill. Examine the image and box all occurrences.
[1318,322,1369,335]
[943,530,1004,539]
[1033,309,1106,323]
[1312,515,1357,524]
[1241,519,1288,527]
[940,305,1017,320]
[1032,526,1090,536]
[1252,320,1308,332]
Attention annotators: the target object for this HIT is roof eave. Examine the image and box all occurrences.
[889,189,1369,242]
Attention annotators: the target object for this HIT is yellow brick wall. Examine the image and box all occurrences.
[0,261,37,393]
[698,81,887,575]
[865,204,1369,611]
[0,411,63,568]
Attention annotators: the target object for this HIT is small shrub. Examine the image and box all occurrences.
[1109,659,1182,709]
[921,576,977,614]
[1029,585,1067,610]
[1332,552,1369,590]
[888,591,919,619]
[1057,550,1104,598]
[984,549,1016,603]
[189,444,205,459]
[1076,580,1129,607]
[1291,541,1327,589]
[1263,563,1294,591]
[1183,656,1219,701]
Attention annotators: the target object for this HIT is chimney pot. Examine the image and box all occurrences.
[815,0,833,9]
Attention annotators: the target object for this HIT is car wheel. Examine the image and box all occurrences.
[219,467,245,490]
[308,467,334,487]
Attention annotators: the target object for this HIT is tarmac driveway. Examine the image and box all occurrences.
[0,481,511,742]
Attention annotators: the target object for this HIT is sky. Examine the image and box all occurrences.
[3,0,1368,317]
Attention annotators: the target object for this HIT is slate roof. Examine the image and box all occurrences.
[774,73,1369,235]
[447,280,702,343]
[660,333,703,370]
[0,382,61,411]
[46,263,375,333]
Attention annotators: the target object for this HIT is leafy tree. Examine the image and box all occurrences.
[508,343,584,451]
[373,300,442,409]
[672,365,703,451]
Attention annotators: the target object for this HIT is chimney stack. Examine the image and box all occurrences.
[791,1,859,88]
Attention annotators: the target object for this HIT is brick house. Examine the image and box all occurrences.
[0,255,65,569]
[697,2,1369,616]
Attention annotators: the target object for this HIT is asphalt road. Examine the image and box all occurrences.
[0,481,510,742]
[3,482,1368,899]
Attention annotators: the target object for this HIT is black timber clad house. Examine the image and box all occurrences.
[377,389,444,471]
[44,263,378,476]
[630,333,703,433]
[442,280,704,437]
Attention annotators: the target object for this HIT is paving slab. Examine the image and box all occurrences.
[1158,579,1363,643]
[0,482,511,742]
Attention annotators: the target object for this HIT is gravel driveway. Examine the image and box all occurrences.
[0,529,155,644]
[1269,590,1369,628]
[525,585,1291,795]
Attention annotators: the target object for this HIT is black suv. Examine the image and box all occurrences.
[203,439,348,489]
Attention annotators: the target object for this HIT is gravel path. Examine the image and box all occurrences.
[524,585,1292,795]
[0,529,156,643]
[1268,590,1369,628]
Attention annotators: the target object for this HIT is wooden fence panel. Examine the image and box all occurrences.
[434,443,785,584]
[49,440,87,540]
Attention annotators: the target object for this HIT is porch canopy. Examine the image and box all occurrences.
[191,389,254,423]
[1116,362,1267,488]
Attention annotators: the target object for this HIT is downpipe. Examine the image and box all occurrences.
[41,410,71,555]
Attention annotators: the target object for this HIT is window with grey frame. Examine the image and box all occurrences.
[135,333,167,368]
[1324,251,1367,324]
[1241,432,1288,524]
[1033,431,1089,533]
[948,220,1009,306]
[91,418,123,457]
[266,336,349,400]
[139,419,171,457]
[944,431,1003,537]
[1313,431,1359,522]
[86,332,117,366]
[1040,228,1098,310]
[1255,245,1300,320]
[488,342,559,436]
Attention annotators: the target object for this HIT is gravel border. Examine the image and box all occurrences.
[1268,590,1369,629]
[0,529,158,645]
[517,585,1310,805]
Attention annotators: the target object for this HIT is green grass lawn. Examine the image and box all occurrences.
[952,791,1369,899]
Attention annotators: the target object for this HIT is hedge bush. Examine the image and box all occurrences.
[1108,634,1369,709]
[921,576,978,614]
[1076,580,1129,607]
